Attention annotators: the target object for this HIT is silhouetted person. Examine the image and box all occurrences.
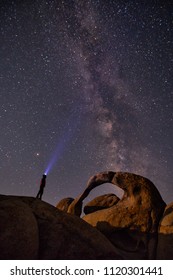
[36,174,46,200]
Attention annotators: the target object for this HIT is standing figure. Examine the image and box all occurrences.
[36,174,47,200]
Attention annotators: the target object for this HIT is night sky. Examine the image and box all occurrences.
[0,0,173,206]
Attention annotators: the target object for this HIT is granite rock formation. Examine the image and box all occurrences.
[157,202,173,259]
[0,198,38,259]
[56,197,74,212]
[66,171,166,259]
[0,194,120,260]
[158,202,173,234]
[1,171,172,259]
[68,171,166,232]
[84,193,119,215]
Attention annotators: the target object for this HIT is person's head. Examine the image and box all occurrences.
[43,174,47,178]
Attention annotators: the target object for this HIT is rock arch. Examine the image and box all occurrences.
[67,171,166,233]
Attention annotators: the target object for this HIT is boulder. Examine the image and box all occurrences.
[0,194,121,260]
[158,202,173,234]
[0,198,38,259]
[157,202,173,259]
[84,193,119,214]
[56,197,74,212]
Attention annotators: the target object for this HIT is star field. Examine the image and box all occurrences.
[0,0,173,205]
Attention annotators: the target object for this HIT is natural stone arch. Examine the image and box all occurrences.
[67,171,166,233]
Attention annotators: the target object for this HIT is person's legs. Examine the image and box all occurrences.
[36,190,40,198]
[39,188,43,200]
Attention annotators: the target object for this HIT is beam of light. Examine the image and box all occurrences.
[44,137,66,175]
[44,109,81,175]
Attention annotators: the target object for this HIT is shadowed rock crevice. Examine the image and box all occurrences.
[83,193,120,214]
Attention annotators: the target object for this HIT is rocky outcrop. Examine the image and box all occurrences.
[157,202,173,259]
[0,194,120,260]
[0,171,171,260]
[56,197,74,212]
[84,193,119,214]
[0,198,38,259]
[67,171,166,259]
[158,202,173,234]
[68,171,166,233]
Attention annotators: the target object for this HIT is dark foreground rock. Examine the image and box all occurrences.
[0,198,38,259]
[0,194,120,260]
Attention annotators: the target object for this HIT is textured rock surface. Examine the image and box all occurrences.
[56,197,74,212]
[0,198,38,259]
[158,202,173,234]
[0,171,171,260]
[0,194,120,260]
[68,171,166,233]
[156,202,173,259]
[67,171,166,259]
[84,193,119,215]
